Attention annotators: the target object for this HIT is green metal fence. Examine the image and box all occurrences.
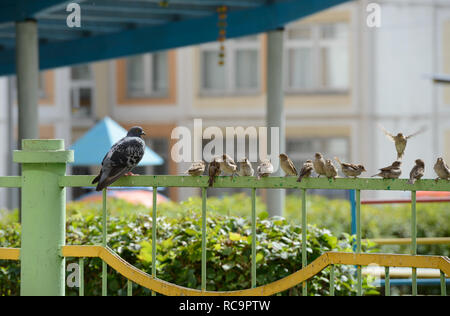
[0,139,449,296]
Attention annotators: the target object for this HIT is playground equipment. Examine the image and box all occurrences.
[0,139,449,296]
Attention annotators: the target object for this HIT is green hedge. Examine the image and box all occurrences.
[0,200,378,296]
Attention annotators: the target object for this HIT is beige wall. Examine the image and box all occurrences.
[443,20,450,106]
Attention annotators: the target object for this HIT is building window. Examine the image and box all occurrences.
[200,35,261,95]
[70,64,94,119]
[285,22,349,93]
[126,52,168,98]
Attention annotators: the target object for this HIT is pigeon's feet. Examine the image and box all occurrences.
[124,172,138,176]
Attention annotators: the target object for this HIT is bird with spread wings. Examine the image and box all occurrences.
[378,124,426,160]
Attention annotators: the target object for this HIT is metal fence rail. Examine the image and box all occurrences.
[0,139,449,296]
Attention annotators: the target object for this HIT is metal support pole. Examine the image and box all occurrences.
[266,28,285,217]
[16,19,39,146]
[13,139,74,296]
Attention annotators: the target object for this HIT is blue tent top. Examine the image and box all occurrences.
[0,0,349,75]
[70,116,164,166]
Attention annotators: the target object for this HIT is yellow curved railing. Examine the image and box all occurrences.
[2,246,449,296]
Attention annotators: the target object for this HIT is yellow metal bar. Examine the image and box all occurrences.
[364,237,450,245]
[61,246,450,296]
[0,247,20,260]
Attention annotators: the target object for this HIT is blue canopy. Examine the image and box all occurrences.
[0,0,350,75]
[70,116,164,166]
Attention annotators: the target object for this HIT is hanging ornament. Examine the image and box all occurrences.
[217,5,228,66]
[159,1,169,7]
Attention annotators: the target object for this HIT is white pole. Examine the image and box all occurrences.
[266,28,285,217]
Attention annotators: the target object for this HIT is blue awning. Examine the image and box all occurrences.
[0,0,350,75]
[70,116,164,166]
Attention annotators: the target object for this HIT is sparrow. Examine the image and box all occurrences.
[371,161,402,179]
[379,124,426,160]
[297,160,313,182]
[238,158,254,176]
[220,154,238,177]
[408,159,425,184]
[279,153,298,176]
[185,161,206,176]
[208,158,221,187]
[92,126,145,191]
[313,152,327,177]
[324,159,338,179]
[434,157,450,181]
[256,159,274,180]
[334,157,366,178]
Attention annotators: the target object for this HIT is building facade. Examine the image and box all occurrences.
[0,0,449,207]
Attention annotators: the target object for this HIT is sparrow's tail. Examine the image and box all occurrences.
[370,173,379,178]
[296,175,303,182]
[208,176,214,187]
[408,178,416,185]
[397,152,403,160]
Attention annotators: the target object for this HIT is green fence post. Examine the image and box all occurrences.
[13,139,73,296]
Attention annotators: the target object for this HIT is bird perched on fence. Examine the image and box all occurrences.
[208,158,221,187]
[297,160,313,182]
[238,158,254,176]
[92,126,146,191]
[220,154,238,178]
[408,159,425,184]
[378,124,426,160]
[433,157,450,181]
[279,153,298,176]
[185,161,206,176]
[256,159,274,180]
[371,161,402,179]
[324,159,338,179]
[334,157,366,178]
[313,152,327,177]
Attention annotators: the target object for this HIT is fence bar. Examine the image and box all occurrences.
[411,190,417,296]
[201,187,207,291]
[301,188,307,296]
[152,186,157,296]
[127,280,132,296]
[384,267,390,296]
[329,265,335,296]
[441,271,447,296]
[79,258,84,296]
[356,189,362,296]
[102,189,107,296]
[251,187,256,288]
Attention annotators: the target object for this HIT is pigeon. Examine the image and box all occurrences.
[220,154,238,177]
[279,153,298,176]
[408,159,425,185]
[256,159,274,180]
[297,160,313,182]
[313,152,327,177]
[208,158,221,187]
[434,157,450,181]
[334,157,366,178]
[238,158,254,176]
[324,159,338,179]
[92,126,146,191]
[371,161,402,179]
[185,161,206,176]
[379,124,426,160]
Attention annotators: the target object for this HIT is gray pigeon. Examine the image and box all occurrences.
[92,126,146,191]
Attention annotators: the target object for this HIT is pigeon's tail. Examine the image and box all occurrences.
[92,172,102,184]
